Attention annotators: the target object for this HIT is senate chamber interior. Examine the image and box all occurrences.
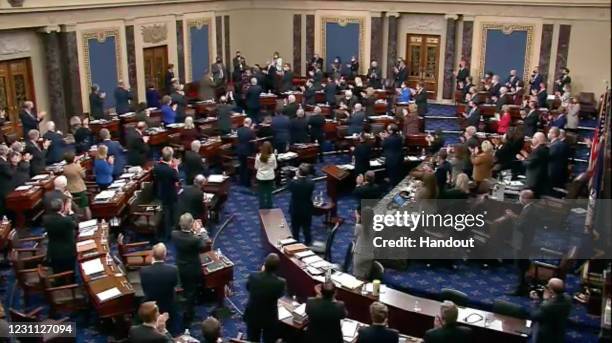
[0,0,611,342]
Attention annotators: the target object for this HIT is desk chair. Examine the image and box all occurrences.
[440,288,470,307]
[492,299,529,319]
[9,307,72,343]
[368,261,385,281]
[311,218,344,262]
[2,229,45,264]
[528,246,577,284]
[128,182,162,235]
[38,266,87,317]
[218,143,237,176]
[116,233,152,270]
[342,241,354,273]
[9,249,45,306]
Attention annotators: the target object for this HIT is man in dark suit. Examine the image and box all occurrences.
[164,64,175,95]
[140,243,179,334]
[366,60,382,89]
[42,121,65,164]
[308,106,326,162]
[357,302,399,343]
[201,317,222,343]
[19,101,44,138]
[246,77,263,122]
[290,109,309,144]
[353,171,383,207]
[424,301,472,343]
[43,198,76,273]
[177,175,206,221]
[183,140,207,185]
[0,145,13,216]
[393,59,408,88]
[531,278,572,343]
[170,84,188,123]
[89,84,106,119]
[353,134,372,176]
[495,86,512,112]
[237,118,255,187]
[324,77,338,107]
[216,95,233,135]
[547,127,570,189]
[24,129,49,176]
[271,111,291,153]
[529,68,543,92]
[348,104,366,135]
[281,94,299,118]
[288,164,315,245]
[99,128,126,178]
[517,132,550,196]
[414,83,428,116]
[535,83,548,109]
[154,147,179,241]
[462,100,481,127]
[129,302,172,343]
[523,101,540,137]
[114,81,133,114]
[306,281,347,343]
[126,122,150,167]
[211,56,226,98]
[244,253,286,343]
[455,61,470,90]
[554,67,572,94]
[172,213,206,328]
[505,69,520,89]
[280,63,294,93]
[488,75,502,97]
[381,124,404,186]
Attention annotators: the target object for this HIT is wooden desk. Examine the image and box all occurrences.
[260,94,278,112]
[90,170,151,220]
[90,119,121,139]
[5,186,44,229]
[259,209,530,343]
[144,129,169,146]
[290,143,319,163]
[321,165,350,205]
[200,251,233,306]
[280,92,303,104]
[190,101,218,116]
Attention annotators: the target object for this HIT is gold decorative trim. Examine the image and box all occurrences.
[479,23,534,82]
[81,28,123,89]
[141,23,168,44]
[321,16,365,73]
[185,18,212,81]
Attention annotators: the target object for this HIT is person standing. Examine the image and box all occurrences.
[94,145,114,189]
[356,302,399,343]
[129,302,172,343]
[380,124,404,186]
[305,282,347,343]
[164,64,175,95]
[255,142,277,209]
[244,253,286,343]
[246,77,263,122]
[160,95,177,125]
[114,81,133,114]
[43,198,77,273]
[517,132,550,196]
[19,101,45,138]
[530,278,572,343]
[63,152,91,219]
[424,301,472,343]
[308,106,326,162]
[237,118,256,187]
[288,164,315,245]
[414,82,429,116]
[24,129,49,176]
[154,147,179,241]
[89,84,106,119]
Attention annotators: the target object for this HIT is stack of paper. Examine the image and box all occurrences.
[119,173,135,179]
[79,219,98,230]
[76,239,97,253]
[94,190,116,201]
[32,174,48,181]
[337,164,355,170]
[15,185,33,191]
[82,258,105,276]
[277,305,292,321]
[331,272,364,290]
[302,255,324,265]
[294,250,315,259]
[207,174,227,183]
[341,319,359,341]
[97,287,121,302]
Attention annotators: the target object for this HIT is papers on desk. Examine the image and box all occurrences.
[97,287,121,302]
[337,164,355,170]
[94,190,116,202]
[331,272,364,290]
[406,155,420,162]
[82,258,105,276]
[341,319,359,342]
[309,260,333,270]
[31,174,48,180]
[302,254,324,265]
[294,250,315,259]
[203,192,215,202]
[14,185,33,191]
[370,159,383,167]
[306,266,324,276]
[277,152,298,161]
[278,305,293,321]
[571,207,587,214]
[293,303,306,317]
[79,219,98,230]
[119,173,135,180]
[207,174,228,183]
[76,239,97,253]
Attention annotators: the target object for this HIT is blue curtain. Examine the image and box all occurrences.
[325,22,359,73]
[190,25,210,81]
[88,36,119,109]
[484,29,527,78]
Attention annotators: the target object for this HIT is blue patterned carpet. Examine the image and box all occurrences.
[0,104,600,342]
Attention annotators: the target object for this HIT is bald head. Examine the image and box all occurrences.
[533,132,547,145]
[54,175,67,191]
[152,243,167,261]
[519,189,535,205]
[244,118,252,127]
[547,278,564,295]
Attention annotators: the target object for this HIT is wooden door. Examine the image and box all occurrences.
[405,34,441,99]
[143,45,168,92]
[0,58,35,137]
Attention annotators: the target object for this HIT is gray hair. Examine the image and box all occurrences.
[178,213,194,231]
[161,146,174,162]
[191,140,201,152]
[54,175,67,190]
[440,300,458,324]
[194,174,206,186]
[28,129,40,141]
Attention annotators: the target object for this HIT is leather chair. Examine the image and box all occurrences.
[342,241,354,273]
[128,182,162,235]
[368,261,385,282]
[577,92,597,117]
[38,265,87,317]
[9,307,72,343]
[492,299,528,319]
[440,288,469,307]
[528,246,577,283]
[10,249,45,306]
[311,218,344,262]
[116,233,152,270]
[218,143,237,176]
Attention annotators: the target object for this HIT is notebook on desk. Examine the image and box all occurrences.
[96,287,121,302]
[205,261,225,273]
[76,239,97,253]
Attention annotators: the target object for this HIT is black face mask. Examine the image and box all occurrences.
[217,59,222,64]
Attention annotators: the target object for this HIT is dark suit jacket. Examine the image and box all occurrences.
[11,162,30,190]
[489,82,502,97]
[537,90,548,108]
[244,271,286,327]
[42,213,76,261]
[183,150,206,185]
[353,182,383,202]
[523,110,539,137]
[140,262,178,314]
[305,297,346,343]
[101,140,126,177]
[548,139,570,188]
[465,107,481,127]
[89,92,105,119]
[531,294,572,343]
[456,68,469,84]
[324,82,338,105]
[246,85,263,110]
[164,70,175,93]
[42,130,65,164]
[353,142,372,176]
[280,71,294,92]
[170,91,187,121]
[177,185,204,220]
[414,90,428,116]
[216,104,233,134]
[153,162,179,204]
[114,87,133,114]
[282,102,299,118]
[530,74,543,91]
[236,126,255,157]
[348,111,366,135]
[0,159,13,211]
[271,114,291,148]
[382,134,404,168]
[523,144,550,194]
[288,176,314,218]
[290,117,309,144]
[128,325,172,343]
[496,94,511,112]
[74,127,93,154]
[423,324,472,343]
[25,140,47,176]
[303,87,316,106]
[357,325,399,343]
[308,113,325,143]
[171,230,205,276]
[19,109,40,137]
[126,129,149,167]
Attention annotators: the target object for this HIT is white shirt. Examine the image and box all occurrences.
[255,153,277,181]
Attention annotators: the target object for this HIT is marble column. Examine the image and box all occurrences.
[293,14,302,75]
[305,15,315,64]
[370,16,383,65]
[442,15,457,100]
[40,28,68,132]
[215,15,223,60]
[59,30,82,116]
[125,25,138,102]
[224,15,230,75]
[386,13,399,78]
[176,20,185,84]
[554,25,571,81]
[461,19,473,67]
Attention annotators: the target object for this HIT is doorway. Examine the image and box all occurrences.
[0,58,35,137]
[143,45,168,93]
[405,34,441,99]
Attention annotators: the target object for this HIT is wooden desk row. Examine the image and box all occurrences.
[89,169,152,220]
[259,208,530,343]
